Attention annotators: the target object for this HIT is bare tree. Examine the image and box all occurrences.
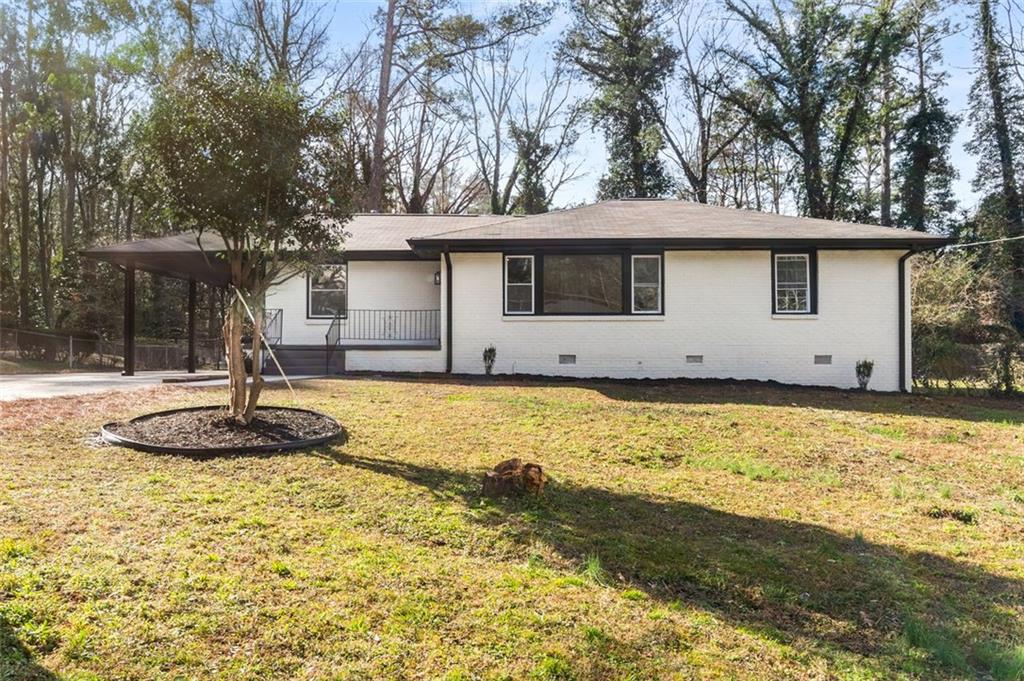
[458,41,582,215]
[390,84,470,214]
[432,164,487,214]
[458,40,523,215]
[657,4,748,204]
[365,0,551,212]
[999,0,1024,89]
[508,64,583,213]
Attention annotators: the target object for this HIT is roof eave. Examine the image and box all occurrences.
[407,235,952,255]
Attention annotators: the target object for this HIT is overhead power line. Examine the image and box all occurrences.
[942,234,1024,250]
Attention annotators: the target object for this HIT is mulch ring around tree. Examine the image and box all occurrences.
[101,406,342,456]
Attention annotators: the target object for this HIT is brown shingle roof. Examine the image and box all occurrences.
[82,214,517,281]
[342,213,515,251]
[407,199,950,249]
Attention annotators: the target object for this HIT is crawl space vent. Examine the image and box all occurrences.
[814,355,833,365]
[558,354,577,365]
[685,355,704,364]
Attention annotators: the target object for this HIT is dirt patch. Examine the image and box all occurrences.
[104,406,339,451]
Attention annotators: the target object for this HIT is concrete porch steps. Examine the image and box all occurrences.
[263,346,342,376]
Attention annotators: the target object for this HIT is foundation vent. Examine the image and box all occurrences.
[685,355,704,364]
[814,354,833,365]
[558,354,577,365]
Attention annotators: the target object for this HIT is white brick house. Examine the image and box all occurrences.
[260,199,947,391]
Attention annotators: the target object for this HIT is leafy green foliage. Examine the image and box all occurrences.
[141,51,351,283]
[722,0,910,219]
[562,0,677,199]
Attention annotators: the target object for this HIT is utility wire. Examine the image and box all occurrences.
[942,234,1024,250]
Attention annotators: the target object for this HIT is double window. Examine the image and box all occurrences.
[504,253,662,316]
[772,251,816,314]
[307,263,348,318]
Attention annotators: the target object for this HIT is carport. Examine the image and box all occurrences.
[82,232,230,376]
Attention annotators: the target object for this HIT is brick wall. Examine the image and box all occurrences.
[450,250,905,391]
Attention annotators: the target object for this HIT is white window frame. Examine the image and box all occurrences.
[631,254,662,314]
[504,255,534,315]
[773,253,811,314]
[307,263,348,319]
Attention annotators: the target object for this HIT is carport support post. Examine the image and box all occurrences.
[187,278,197,374]
[122,263,136,376]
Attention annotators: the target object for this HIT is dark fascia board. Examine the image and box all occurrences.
[407,236,952,255]
[335,250,428,261]
[83,247,432,262]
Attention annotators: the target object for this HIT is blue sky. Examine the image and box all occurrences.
[323,0,984,213]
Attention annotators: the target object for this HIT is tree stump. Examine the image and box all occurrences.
[482,458,546,497]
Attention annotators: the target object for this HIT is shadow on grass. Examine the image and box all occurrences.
[318,450,1024,678]
[0,617,58,680]
[326,372,1024,426]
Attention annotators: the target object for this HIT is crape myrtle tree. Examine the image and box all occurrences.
[141,50,353,424]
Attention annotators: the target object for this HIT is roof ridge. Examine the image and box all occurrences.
[352,212,491,217]
[408,201,611,240]
[616,199,917,233]
[407,212,526,239]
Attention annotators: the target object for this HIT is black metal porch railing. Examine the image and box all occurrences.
[330,309,441,342]
[326,309,441,374]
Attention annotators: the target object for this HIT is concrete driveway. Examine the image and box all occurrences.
[0,371,312,401]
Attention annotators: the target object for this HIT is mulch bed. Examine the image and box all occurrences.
[104,406,339,451]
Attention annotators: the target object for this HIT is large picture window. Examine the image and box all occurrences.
[503,252,663,316]
[504,255,534,314]
[308,263,347,318]
[543,254,623,314]
[773,252,815,314]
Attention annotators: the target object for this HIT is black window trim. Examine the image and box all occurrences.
[771,249,818,315]
[307,262,349,320]
[502,250,665,317]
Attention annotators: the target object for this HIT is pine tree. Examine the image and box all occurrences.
[967,0,1024,338]
[562,0,677,199]
[895,1,958,233]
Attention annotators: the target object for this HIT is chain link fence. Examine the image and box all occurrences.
[0,328,224,373]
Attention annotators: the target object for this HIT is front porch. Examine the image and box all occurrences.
[264,307,441,376]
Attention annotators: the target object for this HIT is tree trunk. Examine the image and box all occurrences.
[17,133,30,325]
[242,299,264,424]
[0,66,11,306]
[880,76,893,226]
[980,0,1024,241]
[366,0,397,213]
[980,0,1024,344]
[60,94,76,256]
[34,149,52,327]
[224,295,247,421]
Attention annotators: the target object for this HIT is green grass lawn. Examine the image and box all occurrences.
[1,377,1023,680]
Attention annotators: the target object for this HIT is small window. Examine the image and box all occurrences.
[308,264,347,318]
[558,354,577,365]
[774,253,813,314]
[814,355,832,365]
[686,355,703,364]
[632,255,662,314]
[505,255,534,314]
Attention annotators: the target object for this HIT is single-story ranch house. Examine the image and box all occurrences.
[85,199,949,391]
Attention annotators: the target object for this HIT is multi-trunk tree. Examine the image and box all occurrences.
[721,0,908,220]
[141,51,353,423]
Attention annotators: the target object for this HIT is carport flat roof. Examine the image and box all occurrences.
[81,214,515,281]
